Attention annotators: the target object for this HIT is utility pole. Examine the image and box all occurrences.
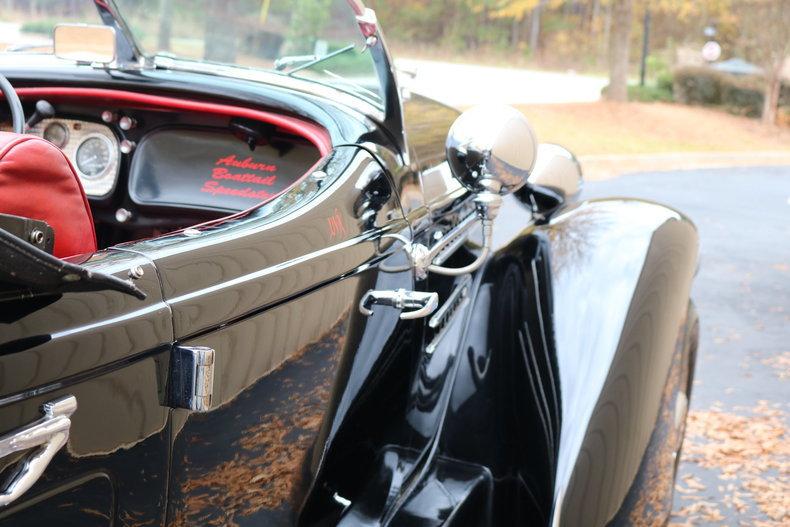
[639,8,651,86]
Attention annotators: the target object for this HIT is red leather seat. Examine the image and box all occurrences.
[0,132,96,258]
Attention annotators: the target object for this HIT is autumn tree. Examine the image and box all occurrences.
[736,0,790,124]
[284,0,332,54]
[489,0,553,55]
[606,0,633,101]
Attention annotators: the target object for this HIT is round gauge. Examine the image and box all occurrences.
[75,135,113,178]
[43,122,69,148]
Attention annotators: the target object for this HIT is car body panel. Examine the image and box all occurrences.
[119,146,417,526]
[0,251,172,526]
[166,275,377,526]
[118,146,404,339]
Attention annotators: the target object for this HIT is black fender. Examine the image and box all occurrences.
[541,199,698,526]
[328,195,698,527]
[412,196,697,525]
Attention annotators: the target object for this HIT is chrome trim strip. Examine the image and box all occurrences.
[429,213,477,266]
[425,296,469,355]
[429,275,471,330]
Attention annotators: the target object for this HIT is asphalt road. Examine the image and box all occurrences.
[582,166,789,525]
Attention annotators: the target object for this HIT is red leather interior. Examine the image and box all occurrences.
[0,132,97,258]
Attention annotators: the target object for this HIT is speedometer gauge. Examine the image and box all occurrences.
[76,135,113,178]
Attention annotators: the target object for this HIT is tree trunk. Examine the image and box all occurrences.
[529,0,547,54]
[511,17,520,48]
[157,0,172,52]
[606,0,633,102]
[599,3,611,67]
[590,0,601,37]
[762,66,782,125]
[204,0,237,62]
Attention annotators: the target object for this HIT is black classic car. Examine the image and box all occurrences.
[0,1,699,526]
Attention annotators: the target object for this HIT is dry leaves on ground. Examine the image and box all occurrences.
[761,351,790,380]
[670,401,789,526]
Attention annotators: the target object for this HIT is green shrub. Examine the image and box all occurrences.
[656,70,674,93]
[673,66,725,105]
[671,65,790,120]
[721,75,764,117]
[20,20,56,35]
[647,54,674,93]
[628,83,673,102]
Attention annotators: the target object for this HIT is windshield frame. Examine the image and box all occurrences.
[96,0,145,65]
[103,0,385,110]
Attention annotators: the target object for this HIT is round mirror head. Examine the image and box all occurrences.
[446,104,538,195]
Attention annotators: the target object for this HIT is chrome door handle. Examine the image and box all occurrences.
[359,289,439,320]
[0,395,77,507]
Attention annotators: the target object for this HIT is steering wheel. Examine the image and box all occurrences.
[0,73,24,134]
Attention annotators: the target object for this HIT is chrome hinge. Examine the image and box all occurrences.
[168,346,215,412]
[359,288,439,320]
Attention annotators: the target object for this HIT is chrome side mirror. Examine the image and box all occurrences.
[529,143,582,202]
[389,105,541,279]
[446,104,538,197]
[412,105,537,276]
[517,143,583,223]
[53,24,116,64]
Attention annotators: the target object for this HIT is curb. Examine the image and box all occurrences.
[579,151,790,181]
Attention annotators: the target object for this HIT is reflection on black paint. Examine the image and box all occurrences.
[168,320,346,527]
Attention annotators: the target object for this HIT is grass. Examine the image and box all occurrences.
[627,83,673,103]
[514,101,790,156]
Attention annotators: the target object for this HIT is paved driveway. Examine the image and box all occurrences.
[396,58,607,106]
[583,166,789,525]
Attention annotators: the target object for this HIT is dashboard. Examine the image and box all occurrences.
[2,88,330,247]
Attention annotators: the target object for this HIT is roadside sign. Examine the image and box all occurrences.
[702,41,722,62]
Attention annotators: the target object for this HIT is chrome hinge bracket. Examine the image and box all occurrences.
[168,346,215,412]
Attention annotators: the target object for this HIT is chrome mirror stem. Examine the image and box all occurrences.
[427,219,492,276]
[427,191,501,276]
[386,190,504,280]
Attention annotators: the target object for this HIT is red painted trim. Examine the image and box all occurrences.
[15,87,332,156]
